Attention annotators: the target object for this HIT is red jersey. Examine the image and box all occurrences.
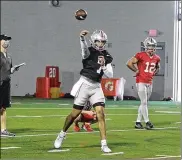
[135,52,160,84]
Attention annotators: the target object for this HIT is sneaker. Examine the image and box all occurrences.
[82,123,94,132]
[54,132,66,149]
[135,122,144,129]
[145,121,154,130]
[101,145,112,153]
[1,129,15,137]
[73,124,80,132]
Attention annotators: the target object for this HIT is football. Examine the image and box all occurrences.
[75,9,87,20]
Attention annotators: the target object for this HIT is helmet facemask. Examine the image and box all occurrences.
[94,40,107,51]
[143,37,157,56]
[90,30,108,51]
[146,44,157,55]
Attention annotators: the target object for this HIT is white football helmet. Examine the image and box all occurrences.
[90,30,108,51]
[143,37,157,51]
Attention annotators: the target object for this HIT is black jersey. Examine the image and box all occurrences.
[80,47,113,82]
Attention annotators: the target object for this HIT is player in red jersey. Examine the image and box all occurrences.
[126,37,160,130]
[73,101,97,132]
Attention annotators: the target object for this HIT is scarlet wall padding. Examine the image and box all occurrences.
[36,77,50,98]
[45,66,60,87]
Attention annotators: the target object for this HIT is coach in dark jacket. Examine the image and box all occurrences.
[0,34,19,137]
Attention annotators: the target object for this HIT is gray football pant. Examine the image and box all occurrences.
[136,83,153,123]
[74,83,105,107]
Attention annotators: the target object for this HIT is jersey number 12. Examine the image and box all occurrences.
[144,62,156,73]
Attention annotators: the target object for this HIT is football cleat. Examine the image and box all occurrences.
[73,124,81,132]
[145,121,154,130]
[54,132,65,149]
[135,122,144,129]
[0,129,15,137]
[101,145,112,153]
[82,123,94,132]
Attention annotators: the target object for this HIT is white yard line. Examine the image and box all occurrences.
[9,115,67,118]
[9,108,139,110]
[8,115,112,121]
[48,149,70,152]
[106,114,179,116]
[2,126,178,138]
[101,152,124,156]
[35,103,69,105]
[8,113,179,118]
[175,122,181,124]
[8,113,180,118]
[11,102,22,104]
[143,155,181,159]
[156,155,181,157]
[9,108,181,112]
[106,118,112,121]
[152,127,178,130]
[155,111,180,114]
[10,108,67,110]
[1,147,21,150]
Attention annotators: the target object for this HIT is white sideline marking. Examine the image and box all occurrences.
[1,147,21,150]
[48,149,70,152]
[5,126,178,138]
[102,152,124,155]
[155,111,180,114]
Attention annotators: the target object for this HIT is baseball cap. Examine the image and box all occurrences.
[0,34,12,40]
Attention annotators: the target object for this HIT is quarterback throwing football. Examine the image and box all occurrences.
[127,37,161,130]
[54,30,113,153]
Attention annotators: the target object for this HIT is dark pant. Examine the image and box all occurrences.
[0,80,11,109]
